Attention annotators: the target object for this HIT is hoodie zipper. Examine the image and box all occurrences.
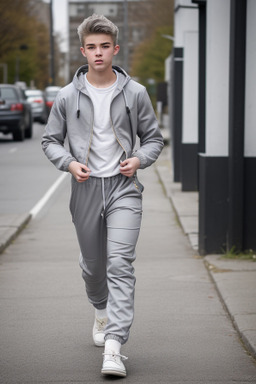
[109,88,130,160]
[85,101,94,166]
[110,116,127,160]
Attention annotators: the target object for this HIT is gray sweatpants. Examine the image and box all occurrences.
[69,173,143,345]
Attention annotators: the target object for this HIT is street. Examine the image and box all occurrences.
[0,124,61,215]
[0,129,256,383]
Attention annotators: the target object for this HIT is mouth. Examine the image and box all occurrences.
[95,60,103,64]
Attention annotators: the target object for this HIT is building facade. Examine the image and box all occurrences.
[169,0,256,255]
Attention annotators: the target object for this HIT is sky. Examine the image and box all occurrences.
[52,0,68,51]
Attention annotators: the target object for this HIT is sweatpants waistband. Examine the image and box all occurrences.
[84,173,125,186]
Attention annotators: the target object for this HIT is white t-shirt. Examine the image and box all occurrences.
[85,72,124,177]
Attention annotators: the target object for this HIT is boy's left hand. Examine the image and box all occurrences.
[120,157,140,177]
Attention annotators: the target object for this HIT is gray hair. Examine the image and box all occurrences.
[77,14,119,46]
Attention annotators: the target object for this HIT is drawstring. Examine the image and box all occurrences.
[76,90,81,118]
[122,89,134,148]
[77,87,132,130]
[122,88,130,115]
[101,178,105,218]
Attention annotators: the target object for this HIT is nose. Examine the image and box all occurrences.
[95,47,102,56]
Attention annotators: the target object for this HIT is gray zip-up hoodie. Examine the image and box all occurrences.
[42,65,164,172]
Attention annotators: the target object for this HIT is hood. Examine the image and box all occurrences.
[72,64,131,118]
[72,64,131,92]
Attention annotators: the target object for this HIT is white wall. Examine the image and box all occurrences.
[244,0,256,157]
[174,2,198,144]
[175,4,198,47]
[205,0,230,156]
[182,31,198,143]
[175,0,197,10]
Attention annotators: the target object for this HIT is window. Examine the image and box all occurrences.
[69,3,85,17]
[88,4,117,17]
[0,88,17,100]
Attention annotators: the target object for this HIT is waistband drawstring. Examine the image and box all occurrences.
[101,178,106,218]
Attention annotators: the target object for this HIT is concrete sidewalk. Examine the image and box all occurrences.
[156,141,256,361]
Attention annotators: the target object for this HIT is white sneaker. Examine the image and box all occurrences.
[101,350,128,377]
[92,317,107,347]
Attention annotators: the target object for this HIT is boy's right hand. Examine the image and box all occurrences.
[68,161,91,182]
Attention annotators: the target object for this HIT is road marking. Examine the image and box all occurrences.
[9,147,17,154]
[30,172,69,218]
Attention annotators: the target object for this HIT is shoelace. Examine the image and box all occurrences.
[95,318,107,332]
[102,352,128,361]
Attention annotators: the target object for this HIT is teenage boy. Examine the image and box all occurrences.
[42,14,164,377]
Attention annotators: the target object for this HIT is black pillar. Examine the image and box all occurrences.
[199,156,229,255]
[172,47,183,182]
[227,0,247,251]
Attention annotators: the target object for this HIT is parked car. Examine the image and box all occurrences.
[0,84,33,141]
[45,86,61,116]
[25,89,47,124]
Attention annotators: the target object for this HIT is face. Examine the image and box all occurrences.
[80,34,120,72]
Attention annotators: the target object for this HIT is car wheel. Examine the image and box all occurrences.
[40,111,47,124]
[13,124,25,141]
[25,113,33,139]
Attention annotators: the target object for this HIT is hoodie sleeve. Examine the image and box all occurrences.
[41,93,77,172]
[132,87,164,169]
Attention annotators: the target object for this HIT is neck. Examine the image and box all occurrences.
[86,67,116,88]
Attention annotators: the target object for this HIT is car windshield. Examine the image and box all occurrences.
[0,88,17,100]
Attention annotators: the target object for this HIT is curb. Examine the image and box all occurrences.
[204,256,256,361]
[0,213,32,254]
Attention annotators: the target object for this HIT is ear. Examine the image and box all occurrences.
[80,47,86,58]
[113,45,120,56]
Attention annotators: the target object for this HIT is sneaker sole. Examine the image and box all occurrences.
[94,340,105,347]
[101,368,126,377]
